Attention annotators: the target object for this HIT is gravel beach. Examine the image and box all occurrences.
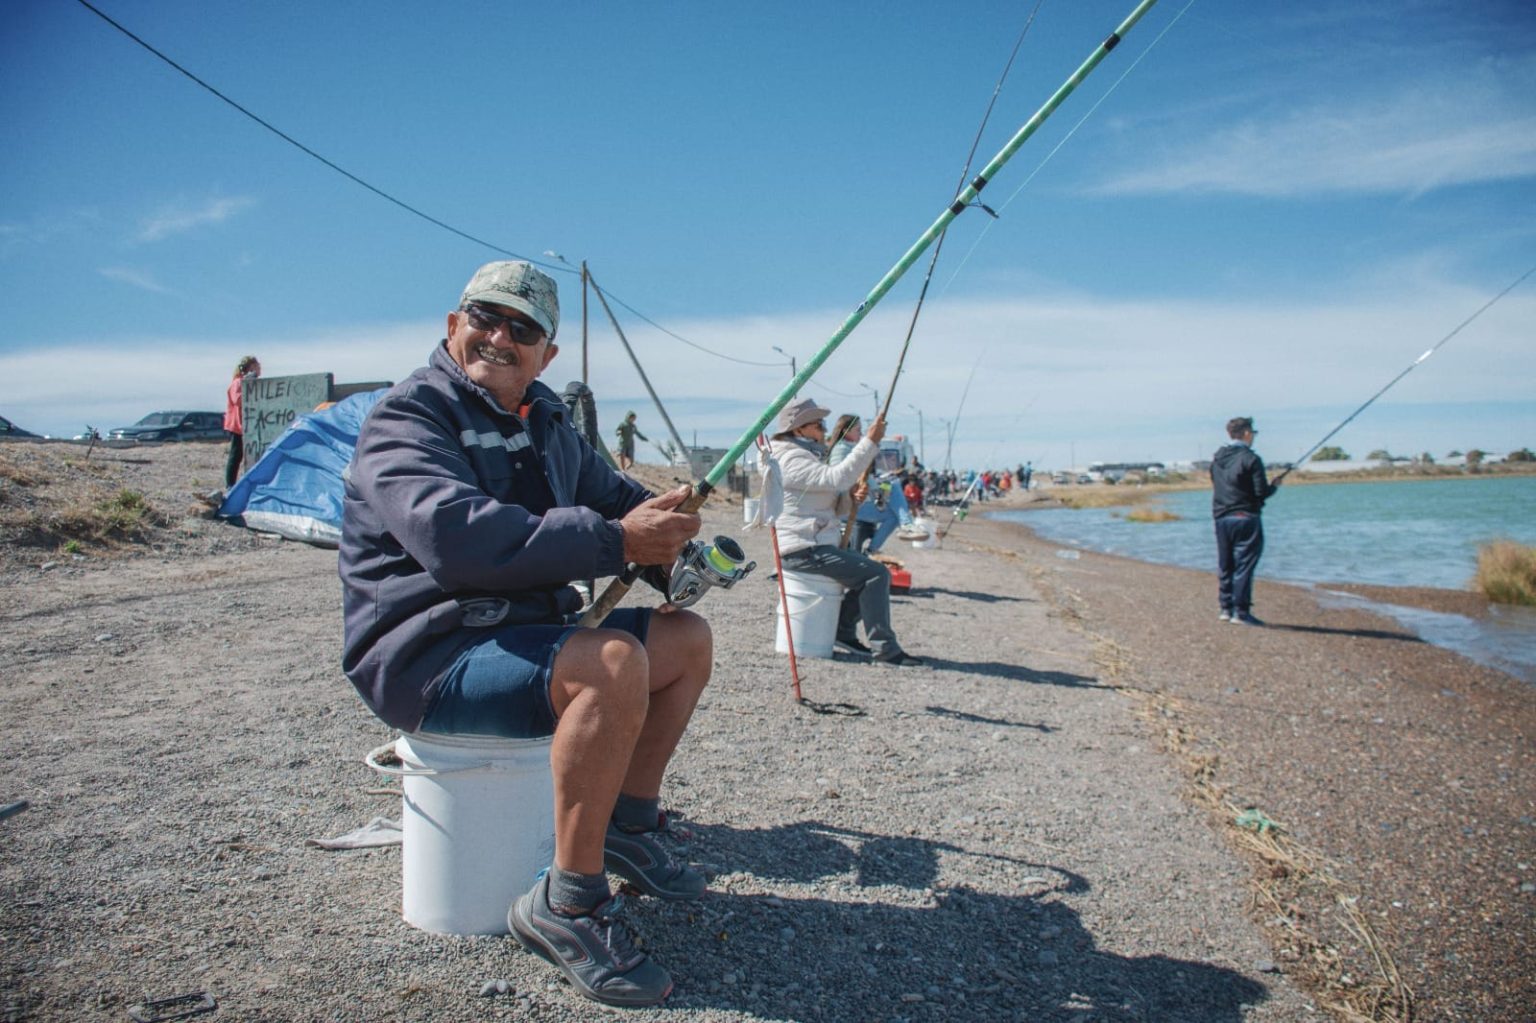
[1,442,1530,1022]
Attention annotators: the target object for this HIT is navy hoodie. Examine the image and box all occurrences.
[339,342,651,730]
[1210,442,1276,519]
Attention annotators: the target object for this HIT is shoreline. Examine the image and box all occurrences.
[2,445,1531,1021]
[946,507,1535,1021]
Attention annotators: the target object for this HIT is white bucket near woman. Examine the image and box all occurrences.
[366,731,555,935]
[774,570,844,659]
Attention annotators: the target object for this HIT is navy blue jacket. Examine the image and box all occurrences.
[1210,442,1276,519]
[339,343,651,730]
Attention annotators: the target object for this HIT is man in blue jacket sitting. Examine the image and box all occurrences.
[340,261,711,1007]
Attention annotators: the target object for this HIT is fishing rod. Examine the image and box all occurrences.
[1272,264,1536,485]
[578,0,1165,627]
[833,5,1044,551]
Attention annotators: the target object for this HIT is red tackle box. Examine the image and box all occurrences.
[887,566,912,593]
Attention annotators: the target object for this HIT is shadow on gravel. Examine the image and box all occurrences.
[1263,622,1423,643]
[924,705,1054,732]
[899,587,1033,604]
[649,820,1270,1021]
[921,657,1109,690]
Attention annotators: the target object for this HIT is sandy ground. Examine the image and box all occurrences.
[0,441,1530,1022]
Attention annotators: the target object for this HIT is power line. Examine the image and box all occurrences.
[73,0,773,369]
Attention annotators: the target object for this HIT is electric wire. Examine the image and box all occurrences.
[72,0,771,371]
[941,0,1198,294]
[1273,263,1536,483]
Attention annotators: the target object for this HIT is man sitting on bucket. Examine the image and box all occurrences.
[339,260,711,1007]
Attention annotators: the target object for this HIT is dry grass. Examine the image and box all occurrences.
[1473,540,1536,606]
[0,446,168,553]
[1123,507,1181,523]
[1052,481,1205,510]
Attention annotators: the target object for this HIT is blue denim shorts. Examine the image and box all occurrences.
[419,607,652,739]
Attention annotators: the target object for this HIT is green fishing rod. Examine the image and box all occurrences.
[579,0,1164,627]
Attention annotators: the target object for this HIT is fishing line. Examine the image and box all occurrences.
[579,0,1167,626]
[941,0,1199,295]
[1273,264,1536,484]
[835,1,1046,549]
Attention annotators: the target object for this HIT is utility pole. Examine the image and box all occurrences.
[771,346,797,386]
[580,261,589,385]
[907,403,925,465]
[858,382,880,419]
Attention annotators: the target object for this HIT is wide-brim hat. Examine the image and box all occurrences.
[460,261,560,339]
[778,397,832,434]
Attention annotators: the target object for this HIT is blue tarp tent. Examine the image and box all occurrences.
[217,389,385,547]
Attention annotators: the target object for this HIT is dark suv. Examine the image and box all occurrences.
[107,412,225,443]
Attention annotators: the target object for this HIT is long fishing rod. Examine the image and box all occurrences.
[834,4,1045,550]
[1273,265,1536,485]
[579,0,1165,627]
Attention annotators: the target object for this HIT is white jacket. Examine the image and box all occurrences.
[756,435,877,555]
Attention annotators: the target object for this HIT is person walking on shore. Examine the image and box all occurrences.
[1211,416,1278,626]
[223,355,260,488]
[615,411,648,471]
[340,261,711,1007]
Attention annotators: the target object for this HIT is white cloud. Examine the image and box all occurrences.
[3,281,1531,466]
[136,196,257,242]
[98,266,177,295]
[1093,77,1536,198]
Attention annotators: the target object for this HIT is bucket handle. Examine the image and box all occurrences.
[363,741,493,778]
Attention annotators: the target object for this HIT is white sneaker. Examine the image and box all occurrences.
[1218,609,1232,622]
[896,525,929,542]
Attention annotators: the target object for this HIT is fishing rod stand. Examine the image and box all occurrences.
[665,534,757,610]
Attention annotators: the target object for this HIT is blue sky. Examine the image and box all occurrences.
[3,0,1533,470]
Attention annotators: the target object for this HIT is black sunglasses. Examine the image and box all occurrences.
[462,303,545,345]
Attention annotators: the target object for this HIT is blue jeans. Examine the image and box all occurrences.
[1215,514,1264,613]
[860,484,915,552]
[420,608,652,738]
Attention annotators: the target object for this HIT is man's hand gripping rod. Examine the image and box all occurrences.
[577,0,1163,628]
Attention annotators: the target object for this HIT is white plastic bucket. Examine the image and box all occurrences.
[366,731,555,935]
[774,570,843,658]
[910,515,939,549]
[743,497,760,525]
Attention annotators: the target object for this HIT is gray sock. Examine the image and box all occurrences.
[612,792,660,833]
[546,867,610,917]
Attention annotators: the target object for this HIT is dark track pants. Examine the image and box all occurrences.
[1214,513,1264,613]
[780,544,899,658]
[224,431,243,488]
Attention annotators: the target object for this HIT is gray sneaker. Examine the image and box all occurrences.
[508,872,673,1007]
[604,821,706,900]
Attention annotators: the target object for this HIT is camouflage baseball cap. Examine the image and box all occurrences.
[459,261,560,339]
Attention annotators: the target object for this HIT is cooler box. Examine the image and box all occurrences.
[888,566,912,594]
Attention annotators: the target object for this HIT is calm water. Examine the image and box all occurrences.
[992,476,1536,681]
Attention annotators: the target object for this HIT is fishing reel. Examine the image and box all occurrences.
[665,535,757,610]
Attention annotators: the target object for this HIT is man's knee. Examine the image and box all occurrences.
[655,609,713,669]
[553,629,650,714]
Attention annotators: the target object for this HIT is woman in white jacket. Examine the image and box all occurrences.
[764,398,924,666]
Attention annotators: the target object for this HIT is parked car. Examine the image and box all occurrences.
[107,411,225,442]
[0,414,42,439]
[1076,473,1092,484]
